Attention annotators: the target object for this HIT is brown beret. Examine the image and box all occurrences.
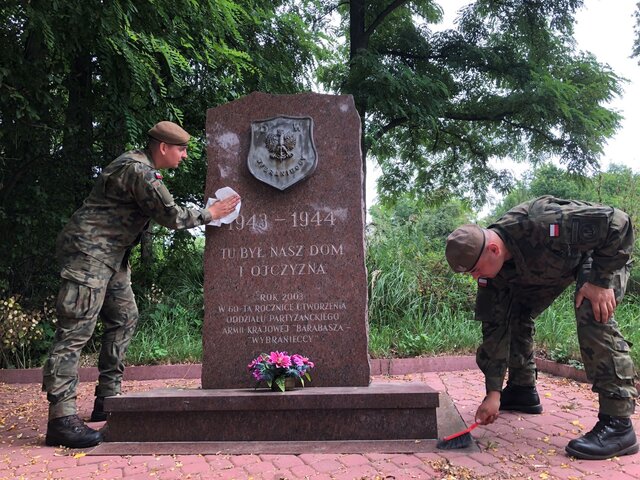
[148,121,190,146]
[445,224,486,273]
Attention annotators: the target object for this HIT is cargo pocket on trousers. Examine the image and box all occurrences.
[612,342,635,381]
[56,280,101,320]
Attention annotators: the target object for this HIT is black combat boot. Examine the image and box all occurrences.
[565,414,639,460]
[499,383,543,414]
[45,414,103,448]
[90,397,107,422]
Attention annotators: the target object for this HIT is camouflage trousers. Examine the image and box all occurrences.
[42,253,138,420]
[476,258,637,417]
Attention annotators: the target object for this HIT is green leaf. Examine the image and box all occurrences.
[274,376,286,392]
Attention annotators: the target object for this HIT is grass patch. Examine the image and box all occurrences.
[369,304,479,358]
[126,301,202,364]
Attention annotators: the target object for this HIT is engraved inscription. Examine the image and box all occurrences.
[214,207,351,347]
[219,242,344,278]
[227,210,336,231]
[217,292,348,345]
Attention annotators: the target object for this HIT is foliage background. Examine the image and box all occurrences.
[1,165,638,370]
[1,1,640,369]
[2,0,630,305]
[0,0,325,301]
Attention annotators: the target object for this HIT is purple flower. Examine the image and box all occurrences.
[292,354,314,369]
[246,356,261,370]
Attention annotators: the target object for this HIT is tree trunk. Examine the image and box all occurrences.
[62,53,95,204]
[349,0,369,205]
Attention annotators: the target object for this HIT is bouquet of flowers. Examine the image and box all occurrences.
[247,351,314,392]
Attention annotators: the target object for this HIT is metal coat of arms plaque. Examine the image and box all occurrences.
[247,116,318,190]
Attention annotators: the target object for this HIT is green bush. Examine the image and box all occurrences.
[0,295,57,368]
[367,197,481,357]
[126,237,205,364]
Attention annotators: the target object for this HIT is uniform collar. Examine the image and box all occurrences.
[126,149,155,168]
[489,226,526,279]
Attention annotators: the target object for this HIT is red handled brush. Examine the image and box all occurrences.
[436,421,479,449]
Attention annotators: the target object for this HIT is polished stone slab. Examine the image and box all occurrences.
[102,382,439,443]
[92,390,478,455]
[91,439,455,455]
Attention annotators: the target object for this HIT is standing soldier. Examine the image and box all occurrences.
[445,195,638,460]
[43,121,240,448]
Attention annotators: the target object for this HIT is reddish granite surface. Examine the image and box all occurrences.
[202,92,369,389]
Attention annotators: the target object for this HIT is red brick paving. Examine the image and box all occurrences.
[2,366,640,479]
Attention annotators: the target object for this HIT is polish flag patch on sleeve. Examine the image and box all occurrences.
[478,278,488,287]
[549,223,560,237]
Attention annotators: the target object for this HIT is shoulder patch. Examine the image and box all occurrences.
[570,215,607,244]
[148,174,175,208]
[478,278,488,287]
[549,223,560,237]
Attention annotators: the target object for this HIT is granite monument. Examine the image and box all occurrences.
[202,92,370,389]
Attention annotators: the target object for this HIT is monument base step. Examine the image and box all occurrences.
[91,389,478,455]
[100,381,440,444]
[90,438,471,455]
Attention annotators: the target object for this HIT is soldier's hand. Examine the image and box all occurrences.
[208,194,241,220]
[576,281,616,323]
[475,391,500,425]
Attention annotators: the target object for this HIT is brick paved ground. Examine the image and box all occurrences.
[2,368,640,479]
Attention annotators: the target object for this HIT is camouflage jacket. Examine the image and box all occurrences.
[57,149,212,271]
[476,196,634,393]
[489,195,634,289]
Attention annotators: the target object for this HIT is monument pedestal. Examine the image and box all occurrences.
[102,382,438,443]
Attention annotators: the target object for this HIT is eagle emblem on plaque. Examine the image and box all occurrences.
[247,116,318,190]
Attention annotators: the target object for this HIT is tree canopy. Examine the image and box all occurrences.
[1,0,633,302]
[0,0,324,299]
[318,0,623,206]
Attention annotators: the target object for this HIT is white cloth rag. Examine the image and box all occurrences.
[206,187,241,226]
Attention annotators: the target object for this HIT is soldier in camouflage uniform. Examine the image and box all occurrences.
[445,196,637,460]
[43,121,241,448]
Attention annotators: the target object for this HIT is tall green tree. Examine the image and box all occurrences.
[318,0,622,206]
[0,0,323,300]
